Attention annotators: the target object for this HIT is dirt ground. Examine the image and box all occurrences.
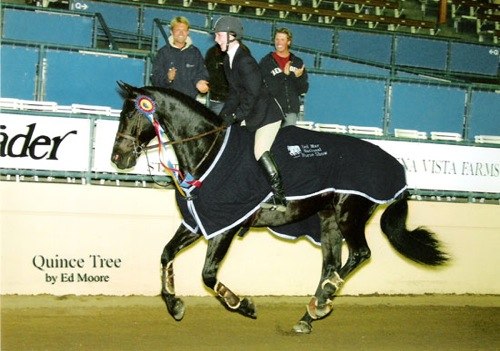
[1,295,499,351]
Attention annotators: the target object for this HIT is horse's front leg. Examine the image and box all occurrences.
[202,228,257,319]
[161,225,202,321]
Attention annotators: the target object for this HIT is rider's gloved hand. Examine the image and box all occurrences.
[220,112,239,126]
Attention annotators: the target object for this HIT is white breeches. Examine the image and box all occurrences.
[254,120,281,160]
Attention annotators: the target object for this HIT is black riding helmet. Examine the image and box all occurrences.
[212,16,244,40]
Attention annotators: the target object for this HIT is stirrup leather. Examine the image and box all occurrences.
[260,195,287,212]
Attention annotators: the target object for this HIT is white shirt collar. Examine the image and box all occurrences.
[168,36,192,50]
[227,42,240,68]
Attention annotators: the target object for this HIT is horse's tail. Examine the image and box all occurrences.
[380,195,448,266]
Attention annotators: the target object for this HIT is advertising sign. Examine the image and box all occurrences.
[0,113,91,171]
[371,139,500,193]
[1,112,499,193]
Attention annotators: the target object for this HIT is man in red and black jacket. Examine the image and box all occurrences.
[259,28,309,127]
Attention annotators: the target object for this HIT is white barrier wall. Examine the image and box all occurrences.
[1,181,499,296]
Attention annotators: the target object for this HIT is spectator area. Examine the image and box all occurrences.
[1,2,498,143]
[2,7,96,47]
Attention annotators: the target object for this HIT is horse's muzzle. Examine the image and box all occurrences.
[111,151,137,170]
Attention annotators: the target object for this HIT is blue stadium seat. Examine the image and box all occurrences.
[468,90,500,139]
[44,50,146,108]
[2,7,95,47]
[389,83,466,135]
[304,74,386,128]
[1,44,39,100]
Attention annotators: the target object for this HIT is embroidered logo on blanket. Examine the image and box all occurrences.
[287,144,328,158]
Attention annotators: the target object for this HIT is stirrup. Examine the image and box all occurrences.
[260,196,287,212]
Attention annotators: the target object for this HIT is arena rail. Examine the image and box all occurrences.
[1,105,498,203]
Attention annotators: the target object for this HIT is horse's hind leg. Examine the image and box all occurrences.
[202,228,257,319]
[318,195,377,301]
[294,195,377,334]
[161,225,202,321]
[336,195,377,279]
[293,207,343,333]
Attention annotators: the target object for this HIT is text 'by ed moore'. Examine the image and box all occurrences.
[32,254,122,285]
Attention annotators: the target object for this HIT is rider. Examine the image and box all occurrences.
[213,16,287,212]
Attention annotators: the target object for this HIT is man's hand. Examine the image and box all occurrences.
[167,67,177,82]
[196,80,209,94]
[283,61,291,76]
[293,65,305,78]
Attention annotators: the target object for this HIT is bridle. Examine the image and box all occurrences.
[115,93,228,195]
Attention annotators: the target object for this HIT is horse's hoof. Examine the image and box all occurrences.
[292,321,312,334]
[238,297,257,319]
[170,298,185,321]
[162,294,185,321]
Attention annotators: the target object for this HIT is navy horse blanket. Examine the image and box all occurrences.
[176,125,407,244]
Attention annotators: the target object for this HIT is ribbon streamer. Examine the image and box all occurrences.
[135,96,201,195]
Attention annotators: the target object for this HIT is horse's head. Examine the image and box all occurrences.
[111,82,158,169]
[111,82,226,172]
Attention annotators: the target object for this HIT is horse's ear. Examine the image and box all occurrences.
[116,81,136,99]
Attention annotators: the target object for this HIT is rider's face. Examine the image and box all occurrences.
[215,32,229,52]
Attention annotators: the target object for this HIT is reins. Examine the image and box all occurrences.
[117,125,225,163]
[189,127,224,175]
[141,125,226,151]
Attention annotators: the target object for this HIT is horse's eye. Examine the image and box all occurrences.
[124,110,138,120]
[134,145,143,154]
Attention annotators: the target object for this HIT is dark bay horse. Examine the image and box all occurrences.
[111,82,448,334]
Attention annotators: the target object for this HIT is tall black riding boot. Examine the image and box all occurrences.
[258,151,287,212]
